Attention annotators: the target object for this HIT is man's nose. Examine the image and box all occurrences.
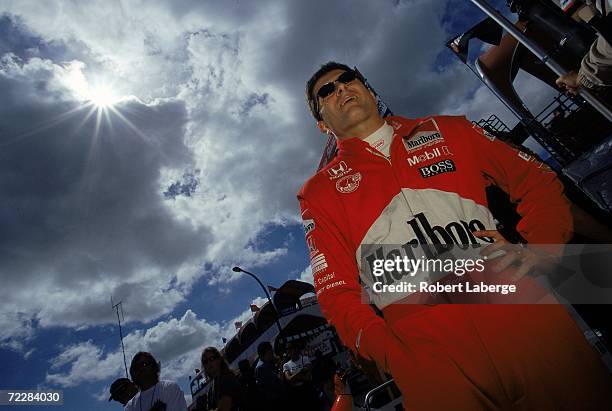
[335,81,347,95]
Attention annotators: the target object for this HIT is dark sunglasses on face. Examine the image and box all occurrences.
[316,70,359,101]
[202,355,219,365]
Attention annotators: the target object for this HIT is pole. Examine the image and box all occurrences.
[232,267,283,334]
[112,299,129,378]
[469,0,612,122]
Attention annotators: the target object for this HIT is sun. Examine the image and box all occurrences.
[86,84,120,108]
[61,63,122,108]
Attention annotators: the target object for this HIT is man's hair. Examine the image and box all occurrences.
[305,61,353,121]
[129,351,160,378]
[257,341,273,358]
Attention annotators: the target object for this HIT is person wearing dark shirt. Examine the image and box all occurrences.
[237,359,261,411]
[311,350,336,406]
[254,342,285,410]
[201,347,246,411]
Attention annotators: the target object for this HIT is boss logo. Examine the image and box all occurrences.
[418,159,456,178]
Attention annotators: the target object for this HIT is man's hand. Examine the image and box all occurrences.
[473,230,561,281]
[149,400,167,411]
[555,70,580,95]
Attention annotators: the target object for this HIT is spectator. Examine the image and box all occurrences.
[254,341,285,410]
[108,377,138,406]
[125,351,188,411]
[237,359,261,411]
[311,350,336,406]
[556,1,611,95]
[201,347,246,411]
[282,342,321,411]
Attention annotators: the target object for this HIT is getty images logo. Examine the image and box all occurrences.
[363,212,493,285]
[407,146,452,166]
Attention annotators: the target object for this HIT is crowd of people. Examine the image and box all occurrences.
[108,342,339,411]
[193,342,337,411]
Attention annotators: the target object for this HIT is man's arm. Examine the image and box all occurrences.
[467,120,573,244]
[298,196,408,370]
[579,34,612,90]
[282,362,294,381]
[556,35,612,94]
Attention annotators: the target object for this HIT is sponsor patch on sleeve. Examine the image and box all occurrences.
[327,161,352,180]
[311,252,329,274]
[306,235,318,257]
[336,172,362,194]
[303,219,315,235]
[472,124,497,141]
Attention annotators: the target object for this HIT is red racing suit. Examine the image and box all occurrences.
[298,115,612,410]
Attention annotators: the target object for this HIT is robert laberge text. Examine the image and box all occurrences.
[372,281,517,295]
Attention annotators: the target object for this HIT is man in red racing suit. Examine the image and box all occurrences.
[298,62,612,410]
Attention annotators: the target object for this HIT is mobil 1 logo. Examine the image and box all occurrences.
[418,159,456,178]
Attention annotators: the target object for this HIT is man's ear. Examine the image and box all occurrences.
[317,120,330,134]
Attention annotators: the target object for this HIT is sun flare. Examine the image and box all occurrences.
[62,63,122,108]
[86,84,120,108]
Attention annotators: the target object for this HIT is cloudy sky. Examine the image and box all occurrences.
[0,0,557,409]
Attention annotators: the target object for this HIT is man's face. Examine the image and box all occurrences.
[202,351,222,378]
[130,357,158,389]
[313,69,379,138]
[263,348,274,362]
[287,346,298,358]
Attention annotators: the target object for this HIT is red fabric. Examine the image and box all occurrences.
[298,115,611,409]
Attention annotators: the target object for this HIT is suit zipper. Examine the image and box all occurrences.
[365,146,417,218]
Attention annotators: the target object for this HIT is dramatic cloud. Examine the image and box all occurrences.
[0,53,210,337]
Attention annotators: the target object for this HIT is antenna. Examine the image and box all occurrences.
[111,296,129,378]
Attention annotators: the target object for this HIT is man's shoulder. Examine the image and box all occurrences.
[255,359,271,370]
[159,380,182,392]
[219,372,240,385]
[386,114,467,127]
[124,393,140,410]
[297,158,341,200]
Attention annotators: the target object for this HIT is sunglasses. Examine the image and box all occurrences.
[316,70,359,101]
[202,355,219,365]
